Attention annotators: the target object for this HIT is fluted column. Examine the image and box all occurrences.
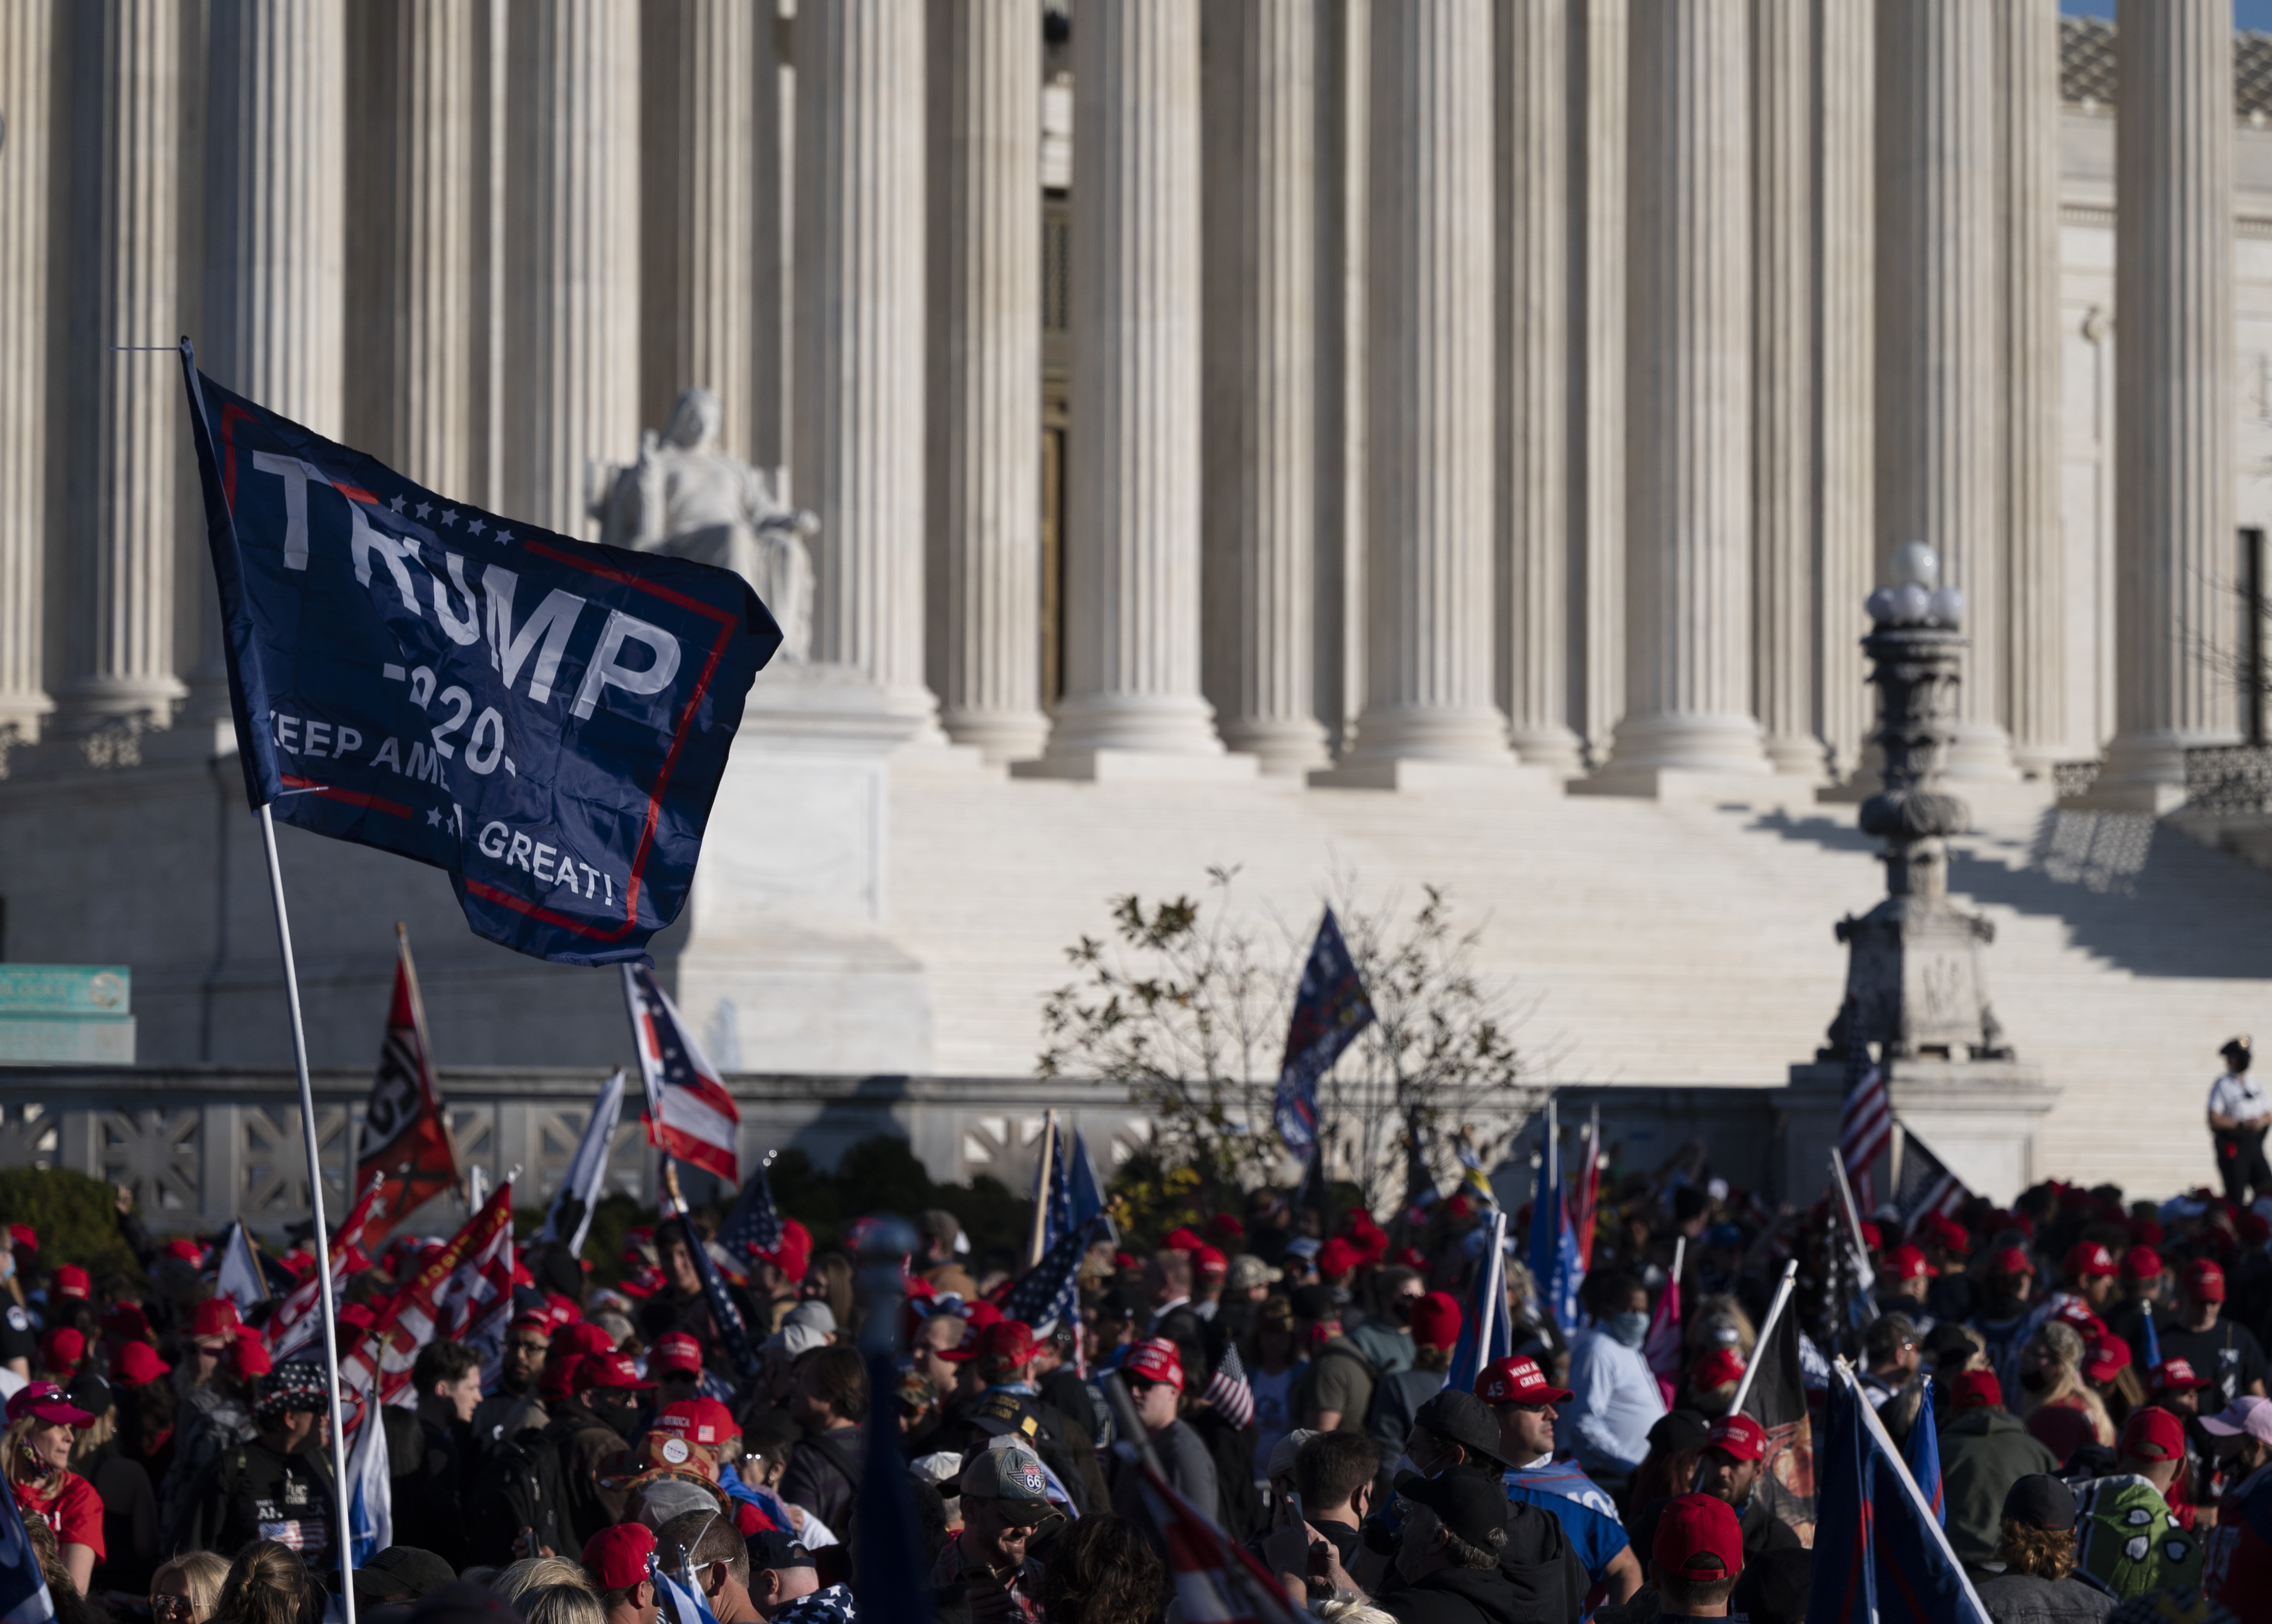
[1035,0,1229,771]
[1500,0,1581,774]
[641,0,754,460]
[930,0,1048,764]
[1202,0,1328,775]
[1999,0,2064,778]
[1877,0,2014,779]
[358,0,474,494]
[1751,0,1818,778]
[2099,0,2237,807]
[1597,0,1768,786]
[1815,0,1874,782]
[503,0,638,539]
[1573,0,1627,766]
[0,0,57,741]
[795,0,937,727]
[1330,0,1510,777]
[58,0,188,730]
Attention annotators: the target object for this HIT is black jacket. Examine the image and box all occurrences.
[389,1414,471,1567]
[541,1396,634,1546]
[780,1423,865,1533]
[1378,1564,1526,1624]
[177,1435,335,1559]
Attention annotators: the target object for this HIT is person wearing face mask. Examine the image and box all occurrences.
[542,1351,653,1545]
[1348,1269,1425,1377]
[1476,1356,1643,1607]
[1560,1272,1665,1489]
[1627,1415,1801,1574]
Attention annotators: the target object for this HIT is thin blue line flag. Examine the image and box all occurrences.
[1274,908,1374,1157]
[1808,1362,1990,1623]
[1905,1374,1945,1529]
[0,1451,55,1624]
[716,1152,786,1261]
[178,343,781,966]
[661,1155,763,1383]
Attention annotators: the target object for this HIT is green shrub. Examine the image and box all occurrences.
[0,1168,142,1285]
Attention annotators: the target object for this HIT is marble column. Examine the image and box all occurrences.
[0,0,57,741]
[641,0,754,460]
[1572,0,1627,766]
[503,0,639,539]
[1202,0,1328,775]
[2099,0,2237,807]
[2000,0,2064,780]
[58,0,189,730]
[751,3,789,473]
[1751,0,1819,778]
[1034,0,1231,771]
[1876,0,2014,779]
[1499,0,1582,774]
[357,0,475,495]
[930,0,1049,764]
[1328,0,1510,779]
[1814,0,1874,783]
[1597,0,1768,786]
[794,0,938,728]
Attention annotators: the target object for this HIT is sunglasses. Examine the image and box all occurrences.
[152,1598,194,1620]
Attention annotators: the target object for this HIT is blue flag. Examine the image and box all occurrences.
[1274,909,1375,1157]
[1003,1215,1101,1339]
[0,1452,54,1624]
[1447,1210,1512,1392]
[716,1151,786,1260]
[179,346,780,966]
[2140,1304,2163,1375]
[1905,1375,1944,1528]
[1525,1111,1584,1333]
[1066,1127,1108,1234]
[1809,1364,1989,1623]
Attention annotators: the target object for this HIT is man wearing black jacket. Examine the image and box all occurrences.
[779,1345,866,1533]
[176,1361,339,1559]
[1380,1470,1524,1624]
[542,1351,651,1546]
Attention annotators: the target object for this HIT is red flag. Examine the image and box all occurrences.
[356,928,459,1242]
[266,1171,387,1359]
[344,1183,514,1401]
[1572,1109,1602,1271]
[623,964,740,1184]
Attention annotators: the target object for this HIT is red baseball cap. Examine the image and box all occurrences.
[1475,1357,1573,1407]
[2121,1245,2164,1282]
[1949,1369,2003,1410]
[49,1265,89,1302]
[751,1217,812,1284]
[5,1383,90,1428]
[2184,1259,2227,1303]
[1884,1244,1937,1281]
[190,1298,243,1342]
[229,1329,272,1379]
[1652,1492,1745,1584]
[2052,1300,2108,1340]
[1193,1245,1227,1280]
[1858,1222,1883,1251]
[578,1352,656,1392]
[99,1303,150,1339]
[110,1341,171,1386]
[1706,1414,1767,1464]
[648,1333,703,1376]
[8,1226,35,1253]
[1121,1338,1184,1392]
[161,1239,205,1265]
[2083,1335,2131,1385]
[1163,1228,1205,1254]
[972,1319,1039,1374]
[1317,1238,1362,1278]
[2154,1357,2212,1394]
[1930,1215,1972,1254]
[1986,1247,2034,1277]
[654,1398,740,1448]
[962,1301,1005,1334]
[1409,1291,1462,1351]
[1204,1214,1245,1245]
[2063,1242,2117,1279]
[39,1329,83,1372]
[2121,1405,2188,1461]
[583,1522,657,1590]
[1690,1348,1746,1391]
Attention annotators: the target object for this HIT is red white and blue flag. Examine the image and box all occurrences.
[1273,909,1374,1158]
[269,1171,388,1361]
[1808,1363,1988,1622]
[624,963,740,1185]
[1837,996,1893,1212]
[1132,1456,1303,1624]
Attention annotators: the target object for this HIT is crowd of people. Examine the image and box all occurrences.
[3,1156,2271,1624]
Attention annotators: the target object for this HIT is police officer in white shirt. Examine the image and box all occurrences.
[2208,1036,2270,1203]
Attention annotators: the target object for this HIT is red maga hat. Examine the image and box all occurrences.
[2063,1242,2118,1279]
[1120,1338,1184,1392]
[49,1265,89,1301]
[38,1329,83,1373]
[2183,1259,2227,1303]
[577,1352,656,1392]
[2121,1405,2187,1461]
[1316,1238,1362,1279]
[1706,1414,1767,1463]
[1949,1369,2003,1410]
[2121,1245,2164,1282]
[648,1333,703,1376]
[1475,1357,1572,1407]
[973,1319,1039,1373]
[653,1398,740,1448]
[1690,1348,1746,1392]
[110,1340,170,1386]
[2083,1335,2132,1385]
[190,1298,244,1342]
[1885,1244,1937,1281]
[1652,1493,1745,1584]
[583,1523,657,1591]
[1986,1246,2035,1277]
[1193,1245,1227,1280]
[1409,1291,1462,1351]
[2154,1357,2212,1394]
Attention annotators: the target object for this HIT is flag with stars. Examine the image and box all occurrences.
[177,344,781,966]
[1274,908,1375,1158]
[623,963,740,1184]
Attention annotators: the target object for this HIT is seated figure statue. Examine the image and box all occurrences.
[591,387,817,662]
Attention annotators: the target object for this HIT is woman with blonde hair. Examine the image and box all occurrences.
[3,1382,102,1594]
[490,1556,596,1603]
[214,1540,326,1624]
[1684,1295,1758,1364]
[514,1585,606,1624]
[2019,1321,2114,1467]
[151,1551,230,1624]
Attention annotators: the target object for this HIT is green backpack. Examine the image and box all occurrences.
[2073,1473,2205,1601]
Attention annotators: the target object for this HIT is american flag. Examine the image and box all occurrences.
[1132,1454,1303,1624]
[1892,1127,1971,1241]
[1837,995,1892,1213]
[1001,1216,1094,1338]
[716,1148,785,1259]
[1204,1340,1256,1429]
[622,963,740,1185]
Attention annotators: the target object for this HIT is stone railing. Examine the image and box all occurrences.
[2184,744,2272,814]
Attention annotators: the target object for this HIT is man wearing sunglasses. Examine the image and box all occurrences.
[1107,1339,1218,1545]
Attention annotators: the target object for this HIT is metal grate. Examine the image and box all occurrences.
[2185,744,2272,813]
[2061,17,2272,121]
[2052,759,2102,801]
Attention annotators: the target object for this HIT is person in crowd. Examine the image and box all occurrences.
[2208,1035,2269,1204]
[582,1523,660,1624]
[2105,1245,2165,1356]
[492,1555,598,1603]
[397,1339,484,1568]
[1681,1348,1743,1420]
[1033,1513,1164,1624]
[1876,1244,1938,1325]
[517,1584,607,1624]
[1973,1475,2114,1624]
[2071,1406,2204,1598]
[6,1379,103,1594]
[1856,1313,1920,1410]
[1289,1285,1377,1438]
[1633,1492,1746,1624]
[929,1441,1054,1619]
[1942,1369,2061,1572]
[213,1539,329,1624]
[1476,1354,1641,1606]
[544,1352,651,1545]
[2081,1334,2144,1432]
[149,1550,229,1624]
[1287,1431,1377,1576]
[1220,1254,1281,1338]
[1346,1269,1423,1376]
[157,1297,256,1545]
[475,1314,558,1447]
[1560,1272,1665,1486]
[2158,1259,2268,1406]
[652,1508,759,1623]
[1107,1338,1216,1548]
[1365,1291,1458,1467]
[67,1368,154,1593]
[916,1211,978,1302]
[779,1346,867,1534]
[2053,1243,2121,1319]
[1365,1468,1515,1624]
[1630,1410,1710,1513]
[1633,1414,1800,1570]
[355,1546,461,1613]
[1970,1248,2042,1394]
[1240,1295,1304,1490]
[2019,1321,2115,1466]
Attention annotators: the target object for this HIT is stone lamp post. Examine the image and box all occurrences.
[1782,544,2054,1204]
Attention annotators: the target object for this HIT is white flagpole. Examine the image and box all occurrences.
[257,805,359,1623]
[1726,1257,1800,1420]
[1027,1110,1056,1269]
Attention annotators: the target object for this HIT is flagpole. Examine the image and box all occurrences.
[256,805,359,1623]
[1027,1110,1056,1270]
[396,923,459,1187]
[1725,1258,1799,1420]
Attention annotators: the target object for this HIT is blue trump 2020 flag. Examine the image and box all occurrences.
[1810,1362,1989,1623]
[179,346,780,965]
[1274,908,1374,1157]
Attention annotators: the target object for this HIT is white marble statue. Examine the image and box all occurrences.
[591,388,818,661]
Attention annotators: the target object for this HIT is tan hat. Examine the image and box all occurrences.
[1226,1254,1283,1292]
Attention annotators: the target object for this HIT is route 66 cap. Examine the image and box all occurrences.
[958,1440,1058,1525]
